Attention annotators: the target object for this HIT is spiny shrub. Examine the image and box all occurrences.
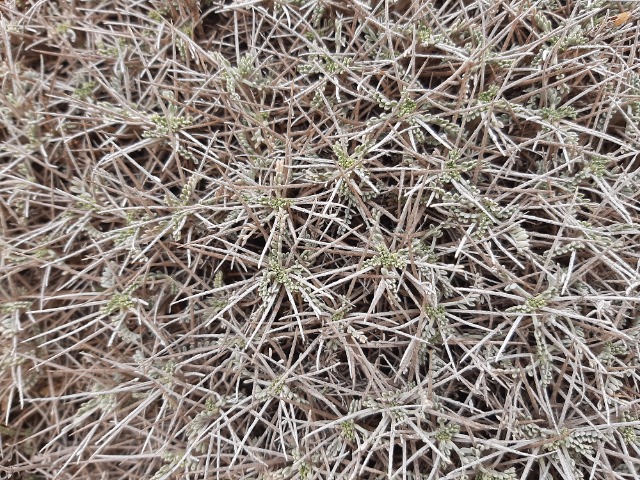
[1,0,640,479]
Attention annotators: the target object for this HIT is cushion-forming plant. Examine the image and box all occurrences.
[1,0,640,479]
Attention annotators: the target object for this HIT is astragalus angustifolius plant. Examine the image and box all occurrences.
[1,0,640,479]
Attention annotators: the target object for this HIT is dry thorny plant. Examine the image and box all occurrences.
[1,0,640,478]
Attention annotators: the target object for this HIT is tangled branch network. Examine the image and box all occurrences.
[1,0,640,479]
